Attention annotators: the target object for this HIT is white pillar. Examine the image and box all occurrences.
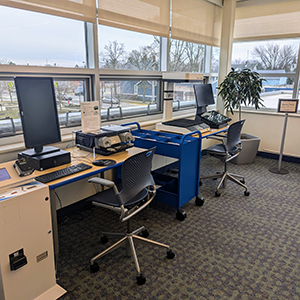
[216,0,236,114]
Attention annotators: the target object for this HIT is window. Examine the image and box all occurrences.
[98,25,160,71]
[169,39,205,73]
[232,39,300,110]
[100,79,161,121]
[0,6,86,68]
[0,78,88,137]
[173,83,196,111]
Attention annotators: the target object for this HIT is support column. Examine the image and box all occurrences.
[216,0,236,114]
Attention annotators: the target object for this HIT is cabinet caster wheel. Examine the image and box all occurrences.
[199,180,202,186]
[215,191,221,197]
[90,262,99,273]
[195,197,205,206]
[167,250,175,259]
[244,191,250,196]
[101,235,108,244]
[141,229,149,238]
[136,274,146,285]
[176,210,187,221]
[240,179,245,184]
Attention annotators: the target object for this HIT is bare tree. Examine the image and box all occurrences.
[251,43,297,72]
[54,81,71,112]
[185,42,204,72]
[99,41,126,69]
[169,39,188,72]
[126,45,157,71]
[126,45,157,102]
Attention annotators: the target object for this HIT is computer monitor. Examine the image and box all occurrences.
[14,77,61,157]
[193,83,215,121]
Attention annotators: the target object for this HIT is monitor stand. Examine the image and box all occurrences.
[20,146,60,157]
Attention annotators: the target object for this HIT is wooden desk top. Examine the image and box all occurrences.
[0,146,145,191]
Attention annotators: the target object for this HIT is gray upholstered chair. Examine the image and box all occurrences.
[200,120,250,197]
[87,147,175,285]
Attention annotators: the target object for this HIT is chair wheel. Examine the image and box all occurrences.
[244,191,250,196]
[167,250,175,259]
[195,196,204,206]
[240,179,245,184]
[90,262,99,273]
[176,210,187,221]
[101,235,108,244]
[136,274,146,285]
[215,191,221,197]
[141,229,149,238]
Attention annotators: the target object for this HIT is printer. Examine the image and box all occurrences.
[76,125,135,155]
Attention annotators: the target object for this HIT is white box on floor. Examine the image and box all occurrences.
[0,182,66,300]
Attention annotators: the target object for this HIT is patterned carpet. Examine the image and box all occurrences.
[57,155,300,299]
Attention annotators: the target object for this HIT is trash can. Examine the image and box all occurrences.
[231,133,261,165]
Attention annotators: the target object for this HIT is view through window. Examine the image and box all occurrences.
[232,39,300,110]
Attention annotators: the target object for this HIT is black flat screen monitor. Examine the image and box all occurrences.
[193,84,215,121]
[14,77,61,157]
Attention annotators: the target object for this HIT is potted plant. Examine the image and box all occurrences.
[217,68,265,164]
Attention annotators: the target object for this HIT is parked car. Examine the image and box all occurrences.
[61,94,72,101]
[101,97,119,104]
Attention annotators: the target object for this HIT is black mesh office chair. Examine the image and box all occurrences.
[87,147,175,285]
[200,119,250,197]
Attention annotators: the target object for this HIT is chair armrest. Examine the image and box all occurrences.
[88,177,115,188]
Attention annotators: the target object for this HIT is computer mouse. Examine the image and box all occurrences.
[92,160,105,166]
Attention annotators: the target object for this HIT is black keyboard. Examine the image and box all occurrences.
[35,163,92,183]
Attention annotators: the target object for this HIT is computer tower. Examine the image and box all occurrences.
[18,149,71,171]
[0,182,66,300]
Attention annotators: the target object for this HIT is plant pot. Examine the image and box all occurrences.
[231,133,260,165]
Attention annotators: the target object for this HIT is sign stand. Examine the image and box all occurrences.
[269,99,299,175]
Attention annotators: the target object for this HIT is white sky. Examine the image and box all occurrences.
[1,6,299,67]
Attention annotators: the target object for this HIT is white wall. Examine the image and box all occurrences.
[229,110,300,158]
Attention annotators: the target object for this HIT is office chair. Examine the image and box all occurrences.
[87,147,175,285]
[200,119,250,197]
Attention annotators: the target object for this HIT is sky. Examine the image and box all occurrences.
[1,5,299,68]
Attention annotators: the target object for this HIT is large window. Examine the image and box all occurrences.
[100,79,161,121]
[98,25,160,71]
[232,39,300,110]
[169,39,205,73]
[0,6,86,68]
[0,78,88,137]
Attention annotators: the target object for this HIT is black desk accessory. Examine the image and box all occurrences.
[13,158,34,177]
[200,110,231,129]
[92,159,116,167]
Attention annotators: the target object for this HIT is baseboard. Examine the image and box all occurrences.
[257,151,300,164]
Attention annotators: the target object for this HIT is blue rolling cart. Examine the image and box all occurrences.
[122,122,204,221]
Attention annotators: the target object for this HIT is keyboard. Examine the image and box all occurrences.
[35,163,92,183]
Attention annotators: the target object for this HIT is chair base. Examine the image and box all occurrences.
[90,225,174,285]
[200,171,249,196]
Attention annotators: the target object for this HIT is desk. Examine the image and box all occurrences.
[0,146,145,257]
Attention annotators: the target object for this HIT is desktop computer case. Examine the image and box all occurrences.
[18,149,71,171]
[0,182,66,300]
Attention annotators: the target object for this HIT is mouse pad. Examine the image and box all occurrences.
[92,159,116,167]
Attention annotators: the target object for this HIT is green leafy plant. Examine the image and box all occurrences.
[217,68,265,120]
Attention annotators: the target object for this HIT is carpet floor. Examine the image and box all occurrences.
[56,155,300,299]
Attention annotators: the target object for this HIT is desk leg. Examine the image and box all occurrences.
[50,189,59,257]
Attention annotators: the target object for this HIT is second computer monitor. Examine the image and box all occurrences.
[193,83,215,120]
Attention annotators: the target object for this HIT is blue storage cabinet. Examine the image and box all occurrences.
[122,122,204,221]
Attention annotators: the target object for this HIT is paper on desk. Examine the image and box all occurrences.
[80,101,101,133]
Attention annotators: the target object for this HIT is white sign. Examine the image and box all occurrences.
[80,101,100,133]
